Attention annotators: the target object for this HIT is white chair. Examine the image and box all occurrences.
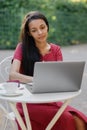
[0,56,18,130]
[0,56,12,111]
[0,104,18,130]
[0,56,12,82]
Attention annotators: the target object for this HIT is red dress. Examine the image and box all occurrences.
[13,43,87,130]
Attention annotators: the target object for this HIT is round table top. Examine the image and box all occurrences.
[0,83,81,103]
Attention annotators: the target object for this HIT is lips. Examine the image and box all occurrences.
[38,33,48,40]
[38,35,45,39]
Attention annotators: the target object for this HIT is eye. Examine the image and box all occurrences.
[40,25,45,29]
[31,29,37,33]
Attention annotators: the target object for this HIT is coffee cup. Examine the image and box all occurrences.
[3,82,19,94]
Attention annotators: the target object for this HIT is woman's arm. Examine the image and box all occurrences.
[9,59,33,83]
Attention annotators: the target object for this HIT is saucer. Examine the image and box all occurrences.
[0,86,4,90]
[0,83,4,90]
[1,91,23,97]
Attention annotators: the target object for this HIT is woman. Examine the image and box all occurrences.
[9,11,87,130]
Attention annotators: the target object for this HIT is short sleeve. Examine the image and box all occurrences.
[51,43,63,61]
[56,46,63,61]
[13,43,22,61]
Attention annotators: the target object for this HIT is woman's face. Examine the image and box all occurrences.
[28,19,48,44]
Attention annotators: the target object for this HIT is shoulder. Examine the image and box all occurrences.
[15,43,22,50]
[50,43,63,61]
[13,43,22,61]
[50,43,61,50]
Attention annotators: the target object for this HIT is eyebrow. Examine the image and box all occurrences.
[30,23,46,30]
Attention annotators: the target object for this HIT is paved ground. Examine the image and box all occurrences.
[62,44,87,116]
[0,44,87,128]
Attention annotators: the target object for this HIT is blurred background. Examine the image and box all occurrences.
[0,0,87,49]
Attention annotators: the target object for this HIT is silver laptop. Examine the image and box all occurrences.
[26,61,85,93]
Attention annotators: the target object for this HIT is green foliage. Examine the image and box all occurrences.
[0,8,21,48]
[0,0,87,49]
[48,0,87,45]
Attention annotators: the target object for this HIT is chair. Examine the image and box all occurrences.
[0,56,18,130]
[0,56,12,111]
[0,56,12,82]
[0,104,18,130]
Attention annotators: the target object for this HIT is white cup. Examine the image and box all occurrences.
[3,82,19,94]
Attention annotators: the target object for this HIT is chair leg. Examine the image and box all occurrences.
[10,119,18,130]
[3,118,8,130]
[3,118,18,130]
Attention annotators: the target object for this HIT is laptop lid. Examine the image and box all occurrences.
[27,61,85,93]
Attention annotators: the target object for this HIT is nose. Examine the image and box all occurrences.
[38,29,42,35]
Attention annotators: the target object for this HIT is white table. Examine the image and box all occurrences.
[0,83,81,130]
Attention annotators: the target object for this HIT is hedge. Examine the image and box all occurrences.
[0,0,87,49]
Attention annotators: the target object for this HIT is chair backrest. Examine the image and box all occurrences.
[0,56,19,113]
[0,56,12,82]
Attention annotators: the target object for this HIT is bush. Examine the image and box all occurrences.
[0,0,87,49]
[48,1,87,46]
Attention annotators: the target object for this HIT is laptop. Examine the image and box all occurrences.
[26,61,85,93]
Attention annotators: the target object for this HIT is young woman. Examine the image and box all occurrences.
[9,11,87,130]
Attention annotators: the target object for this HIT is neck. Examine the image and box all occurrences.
[36,41,48,50]
[36,42,50,56]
